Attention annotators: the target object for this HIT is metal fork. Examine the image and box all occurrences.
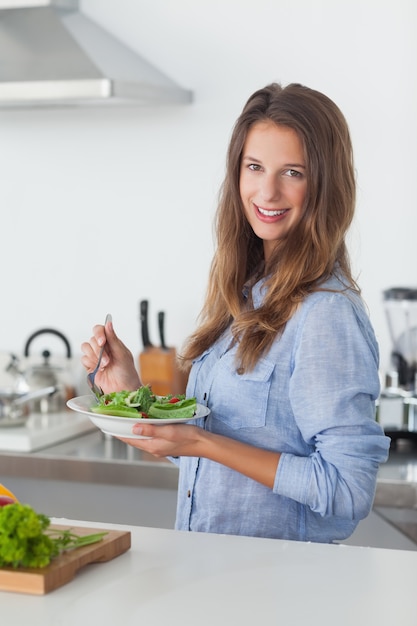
[87,313,112,400]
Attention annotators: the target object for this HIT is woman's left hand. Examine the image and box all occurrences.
[119,423,205,458]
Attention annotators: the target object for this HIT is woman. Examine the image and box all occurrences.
[82,83,390,543]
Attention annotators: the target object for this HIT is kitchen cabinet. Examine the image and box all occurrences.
[4,476,177,529]
[5,474,416,550]
[342,509,417,551]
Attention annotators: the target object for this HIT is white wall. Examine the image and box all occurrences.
[0,0,416,389]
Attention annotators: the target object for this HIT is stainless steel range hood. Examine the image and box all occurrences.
[0,0,192,108]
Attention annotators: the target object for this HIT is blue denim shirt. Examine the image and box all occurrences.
[174,275,390,542]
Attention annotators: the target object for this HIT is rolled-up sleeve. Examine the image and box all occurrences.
[273,293,391,520]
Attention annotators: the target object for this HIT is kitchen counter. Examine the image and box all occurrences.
[1,517,416,625]
[0,429,179,490]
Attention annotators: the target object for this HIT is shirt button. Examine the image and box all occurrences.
[187,490,191,498]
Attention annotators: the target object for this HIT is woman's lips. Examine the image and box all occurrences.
[255,204,289,220]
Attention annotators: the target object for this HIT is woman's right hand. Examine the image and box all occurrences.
[81,317,141,394]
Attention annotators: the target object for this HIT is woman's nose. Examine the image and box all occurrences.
[260,174,281,202]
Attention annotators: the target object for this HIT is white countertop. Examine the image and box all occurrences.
[1,518,416,625]
[0,411,95,452]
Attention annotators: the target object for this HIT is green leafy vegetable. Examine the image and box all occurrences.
[91,385,197,420]
[0,503,107,569]
[148,397,197,419]
[91,385,156,417]
[91,405,143,418]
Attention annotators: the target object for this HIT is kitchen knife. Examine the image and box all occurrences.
[138,304,187,396]
[158,311,168,350]
[139,300,153,349]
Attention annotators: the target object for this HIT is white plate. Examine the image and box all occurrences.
[67,395,210,439]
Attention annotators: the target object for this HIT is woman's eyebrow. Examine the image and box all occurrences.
[242,155,306,169]
[241,154,261,162]
[284,163,306,169]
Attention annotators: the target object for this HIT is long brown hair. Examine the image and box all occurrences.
[181,83,358,372]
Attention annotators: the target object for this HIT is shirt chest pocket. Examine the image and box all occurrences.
[210,355,275,430]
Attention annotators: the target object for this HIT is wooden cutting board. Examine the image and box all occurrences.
[0,524,131,595]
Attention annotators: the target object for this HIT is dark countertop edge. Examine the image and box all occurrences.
[374,479,417,509]
[0,452,179,491]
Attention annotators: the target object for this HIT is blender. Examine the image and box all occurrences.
[382,287,417,435]
[383,287,417,390]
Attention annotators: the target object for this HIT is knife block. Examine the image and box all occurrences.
[138,347,188,396]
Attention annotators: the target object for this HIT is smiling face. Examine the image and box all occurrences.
[239,120,308,261]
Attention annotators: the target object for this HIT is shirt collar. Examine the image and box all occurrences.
[243,276,268,308]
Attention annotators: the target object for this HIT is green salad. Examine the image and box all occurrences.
[0,502,107,569]
[91,385,197,420]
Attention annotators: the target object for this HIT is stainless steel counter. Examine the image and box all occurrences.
[0,430,179,491]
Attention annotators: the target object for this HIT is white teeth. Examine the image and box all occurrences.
[258,207,287,216]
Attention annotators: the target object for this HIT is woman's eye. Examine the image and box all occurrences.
[248,163,262,171]
[285,169,302,178]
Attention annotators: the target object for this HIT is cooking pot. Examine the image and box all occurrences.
[0,385,58,427]
[22,328,76,413]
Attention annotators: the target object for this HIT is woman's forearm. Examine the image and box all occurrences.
[199,430,281,489]
[125,423,280,489]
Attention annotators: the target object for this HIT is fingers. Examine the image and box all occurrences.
[80,338,100,371]
[102,322,136,369]
[132,423,158,437]
[104,315,115,338]
[126,423,194,458]
[81,317,140,389]
[118,427,168,458]
[92,323,107,348]
[80,321,110,371]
